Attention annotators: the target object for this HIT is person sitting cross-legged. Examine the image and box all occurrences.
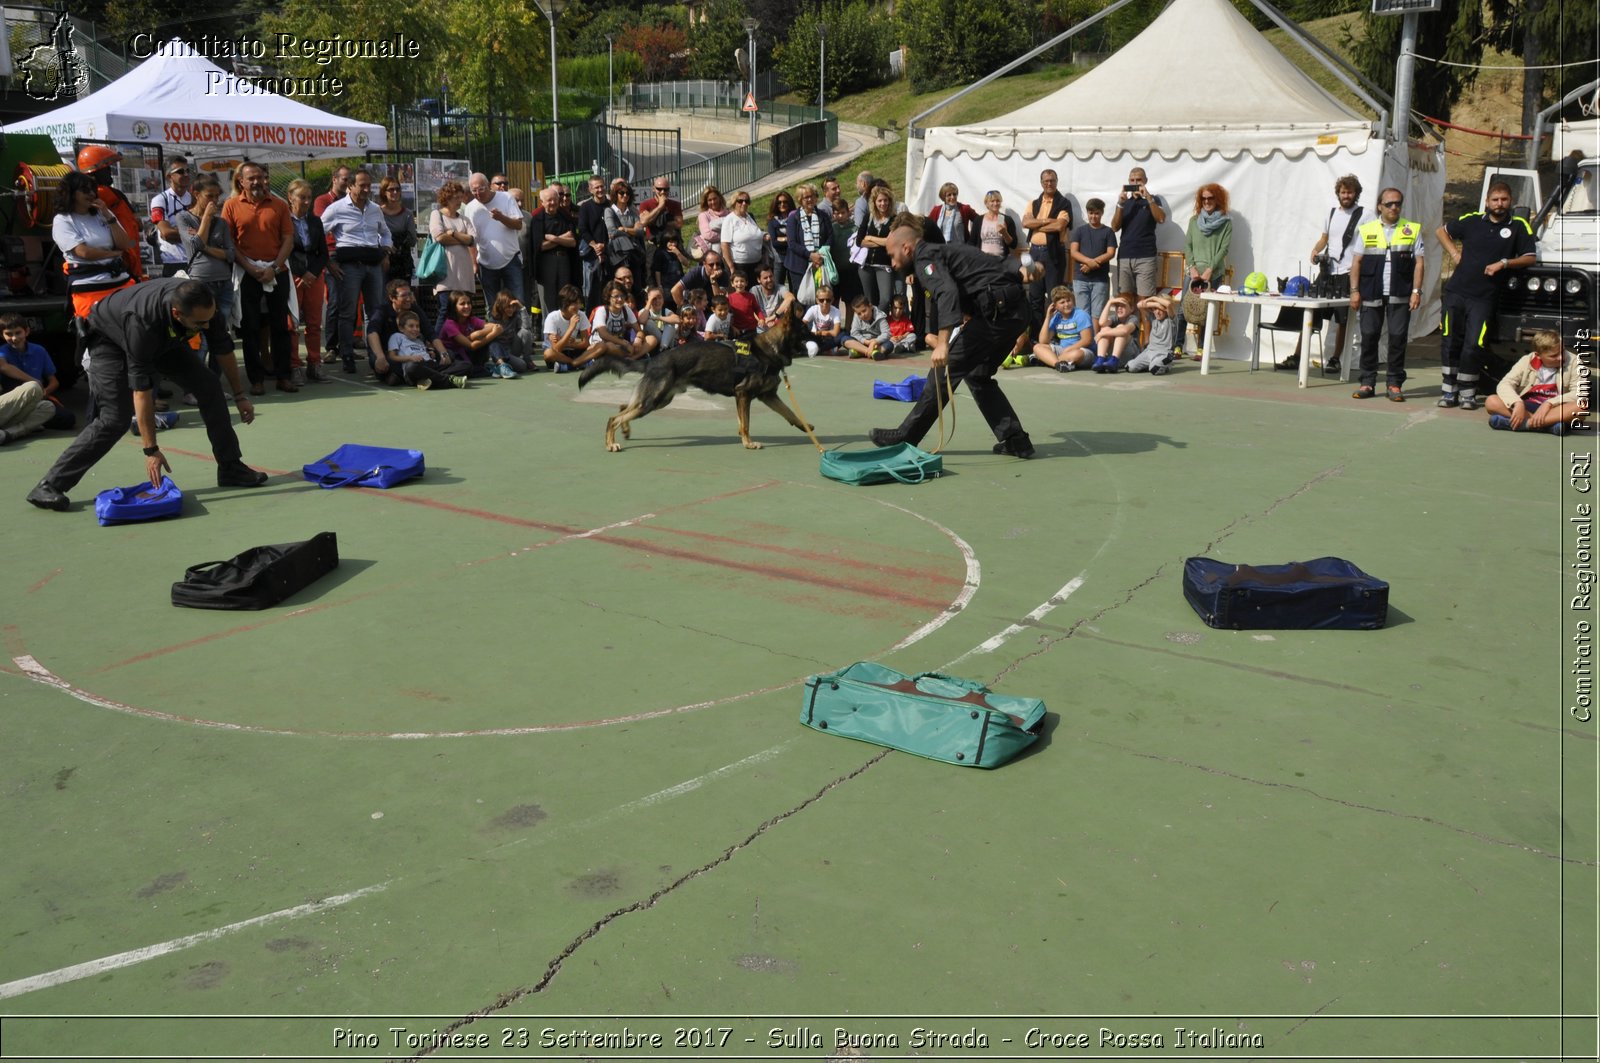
[1484,328,1588,435]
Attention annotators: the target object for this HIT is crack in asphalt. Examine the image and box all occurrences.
[399,750,891,1061]
[1089,737,1597,867]
[985,462,1347,688]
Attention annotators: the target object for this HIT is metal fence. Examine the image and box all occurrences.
[621,78,835,134]
[673,119,833,202]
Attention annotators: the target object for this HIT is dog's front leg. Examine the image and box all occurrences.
[759,394,813,434]
[736,393,762,449]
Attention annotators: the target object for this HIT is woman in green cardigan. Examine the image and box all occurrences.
[1183,182,1232,352]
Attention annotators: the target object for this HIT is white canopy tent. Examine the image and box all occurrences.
[909,0,1445,353]
[3,39,386,164]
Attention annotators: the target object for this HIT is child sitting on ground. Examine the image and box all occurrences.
[487,292,539,374]
[542,287,592,372]
[1091,294,1140,373]
[639,286,680,354]
[1125,295,1177,375]
[440,290,507,378]
[0,314,74,443]
[886,295,918,355]
[704,294,733,342]
[589,282,649,360]
[1025,286,1094,371]
[844,295,891,360]
[802,285,843,353]
[727,271,761,338]
[1486,328,1589,435]
[388,311,468,391]
[680,288,708,342]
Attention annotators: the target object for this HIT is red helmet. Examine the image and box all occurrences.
[76,144,122,173]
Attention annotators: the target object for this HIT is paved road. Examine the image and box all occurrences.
[623,137,737,184]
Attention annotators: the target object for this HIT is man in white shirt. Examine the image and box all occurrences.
[1304,174,1364,370]
[149,158,194,277]
[462,171,525,307]
[320,171,394,372]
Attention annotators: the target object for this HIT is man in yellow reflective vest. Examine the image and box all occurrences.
[1349,188,1425,402]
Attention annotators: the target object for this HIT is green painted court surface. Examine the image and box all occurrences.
[1,349,1595,1061]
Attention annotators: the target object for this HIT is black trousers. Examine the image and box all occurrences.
[238,271,293,384]
[1439,290,1493,388]
[1357,301,1411,388]
[42,341,242,493]
[892,309,1028,446]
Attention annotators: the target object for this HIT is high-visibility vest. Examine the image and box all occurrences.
[1355,217,1419,300]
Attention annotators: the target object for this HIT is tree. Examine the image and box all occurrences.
[773,0,894,103]
[620,24,690,81]
[1340,3,1491,124]
[688,0,751,81]
[898,0,1041,94]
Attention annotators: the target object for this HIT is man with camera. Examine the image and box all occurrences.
[639,178,687,296]
[1292,175,1364,371]
[867,221,1037,459]
[1111,167,1166,297]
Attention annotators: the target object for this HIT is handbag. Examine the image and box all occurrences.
[302,444,425,489]
[872,375,926,402]
[415,237,448,285]
[848,233,868,267]
[94,476,184,525]
[800,661,1046,768]
[817,245,839,286]
[796,267,817,307]
[1180,278,1210,324]
[170,532,340,611]
[819,442,941,486]
[1182,556,1389,630]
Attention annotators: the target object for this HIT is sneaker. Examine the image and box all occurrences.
[1458,396,1479,411]
[991,431,1035,459]
[872,348,890,361]
[291,366,307,387]
[1150,364,1168,376]
[1550,422,1569,436]
[1488,414,1512,431]
[26,479,69,511]
[181,392,198,406]
[553,362,571,374]
[1436,395,1459,409]
[343,360,357,374]
[416,378,433,391]
[216,461,268,488]
[450,375,469,389]
[1001,355,1022,370]
[1056,360,1076,373]
[1326,355,1341,372]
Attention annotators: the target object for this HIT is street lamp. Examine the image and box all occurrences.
[743,17,759,148]
[817,23,827,123]
[534,0,567,180]
[605,33,616,175]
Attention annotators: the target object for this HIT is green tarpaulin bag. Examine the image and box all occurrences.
[800,662,1046,768]
[819,442,942,486]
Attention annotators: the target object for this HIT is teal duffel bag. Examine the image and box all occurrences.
[800,662,1046,768]
[819,442,942,486]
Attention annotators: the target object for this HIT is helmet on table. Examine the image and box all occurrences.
[1283,275,1311,297]
[1242,271,1268,295]
[76,145,123,173]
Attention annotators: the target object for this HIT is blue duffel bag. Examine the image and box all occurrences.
[95,477,184,525]
[872,375,926,402]
[302,444,425,489]
[1182,556,1389,630]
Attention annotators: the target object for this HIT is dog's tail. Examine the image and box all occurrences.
[576,355,642,390]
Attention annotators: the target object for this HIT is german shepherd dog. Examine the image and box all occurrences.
[577,304,816,452]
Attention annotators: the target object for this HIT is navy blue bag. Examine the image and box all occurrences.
[1183,557,1389,630]
[95,477,184,525]
[872,375,926,402]
[303,444,425,489]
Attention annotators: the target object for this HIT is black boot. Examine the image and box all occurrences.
[869,427,908,447]
[992,431,1035,459]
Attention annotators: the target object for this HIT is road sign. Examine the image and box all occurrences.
[743,92,758,113]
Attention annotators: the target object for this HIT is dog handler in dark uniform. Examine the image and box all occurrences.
[868,222,1036,458]
[26,279,267,511]
[1433,180,1536,411]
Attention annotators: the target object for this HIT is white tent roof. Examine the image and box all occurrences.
[923,0,1376,163]
[3,39,386,163]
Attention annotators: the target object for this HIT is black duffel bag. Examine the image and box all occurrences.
[171,532,339,610]
[1183,556,1388,630]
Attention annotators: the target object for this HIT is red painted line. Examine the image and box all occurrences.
[26,568,64,594]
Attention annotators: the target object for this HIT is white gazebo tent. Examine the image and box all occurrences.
[909,0,1445,353]
[3,39,387,164]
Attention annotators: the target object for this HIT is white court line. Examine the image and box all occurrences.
[0,884,389,1001]
[946,574,1086,666]
[0,747,792,1001]
[873,500,981,653]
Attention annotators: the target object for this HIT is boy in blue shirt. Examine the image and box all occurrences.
[1020,286,1094,371]
[0,313,73,443]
